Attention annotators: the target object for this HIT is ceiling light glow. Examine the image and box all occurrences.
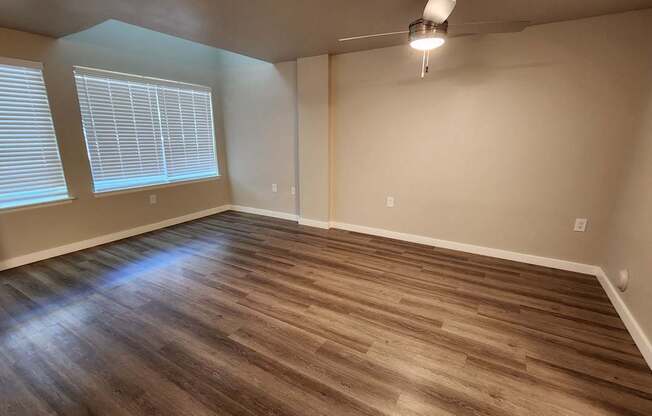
[410,37,446,51]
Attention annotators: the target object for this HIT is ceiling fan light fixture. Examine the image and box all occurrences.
[410,36,446,51]
[409,18,448,51]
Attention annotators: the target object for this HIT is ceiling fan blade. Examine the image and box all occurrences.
[339,30,409,42]
[423,0,457,24]
[448,20,530,36]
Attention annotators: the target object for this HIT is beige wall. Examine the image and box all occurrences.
[219,54,298,215]
[330,10,652,264]
[297,55,331,223]
[0,22,231,262]
[2,11,652,343]
[602,78,652,340]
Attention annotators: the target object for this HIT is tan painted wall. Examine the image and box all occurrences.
[330,10,652,264]
[602,78,652,340]
[298,55,330,223]
[0,23,231,262]
[220,55,298,215]
[2,13,652,344]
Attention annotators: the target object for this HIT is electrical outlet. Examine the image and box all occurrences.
[149,194,157,205]
[272,184,278,193]
[574,218,588,232]
[291,186,296,195]
[386,196,395,208]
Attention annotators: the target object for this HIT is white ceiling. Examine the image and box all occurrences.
[2,0,652,62]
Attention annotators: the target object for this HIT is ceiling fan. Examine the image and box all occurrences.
[339,0,530,78]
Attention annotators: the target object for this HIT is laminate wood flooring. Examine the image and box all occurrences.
[1,211,650,415]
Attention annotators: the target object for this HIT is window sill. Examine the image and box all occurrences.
[0,197,76,214]
[93,175,222,198]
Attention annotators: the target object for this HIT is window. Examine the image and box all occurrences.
[0,59,69,210]
[73,67,219,193]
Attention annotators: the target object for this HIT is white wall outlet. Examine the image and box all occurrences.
[272,183,278,193]
[149,194,157,205]
[574,218,588,232]
[386,196,395,208]
[291,186,296,195]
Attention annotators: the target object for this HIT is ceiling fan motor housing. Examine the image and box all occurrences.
[409,18,448,43]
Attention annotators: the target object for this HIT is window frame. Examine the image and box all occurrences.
[73,66,220,195]
[0,57,71,212]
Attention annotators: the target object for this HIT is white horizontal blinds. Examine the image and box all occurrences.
[74,67,218,193]
[158,86,218,181]
[0,61,69,209]
[75,71,166,192]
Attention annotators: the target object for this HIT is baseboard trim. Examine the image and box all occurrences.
[0,205,231,271]
[595,267,652,370]
[229,205,298,221]
[329,221,651,370]
[4,204,649,370]
[330,221,596,275]
[298,218,331,229]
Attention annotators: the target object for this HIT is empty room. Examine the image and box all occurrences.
[1,0,652,415]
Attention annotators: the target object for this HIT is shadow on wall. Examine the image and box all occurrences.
[400,32,556,86]
[61,19,225,71]
[338,37,557,89]
[397,61,556,87]
[600,67,652,339]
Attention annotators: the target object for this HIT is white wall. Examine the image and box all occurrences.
[330,10,652,265]
[297,55,331,223]
[602,78,652,342]
[219,53,298,215]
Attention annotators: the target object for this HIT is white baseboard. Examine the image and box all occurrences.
[227,208,591,275]
[595,267,652,370]
[298,218,331,229]
[3,203,649,371]
[328,221,651,370]
[229,205,298,221]
[330,221,596,275]
[0,205,231,271]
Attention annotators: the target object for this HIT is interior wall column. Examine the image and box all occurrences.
[297,54,331,228]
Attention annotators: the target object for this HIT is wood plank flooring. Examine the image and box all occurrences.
[1,210,650,416]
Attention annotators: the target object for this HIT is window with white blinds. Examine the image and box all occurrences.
[0,59,69,210]
[73,67,219,193]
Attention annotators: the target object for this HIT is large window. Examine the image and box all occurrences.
[73,67,219,193]
[0,59,69,210]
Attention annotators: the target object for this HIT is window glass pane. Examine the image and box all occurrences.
[75,73,166,192]
[74,67,219,193]
[0,61,69,209]
[158,86,218,182]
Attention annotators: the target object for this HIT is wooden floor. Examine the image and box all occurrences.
[1,211,651,416]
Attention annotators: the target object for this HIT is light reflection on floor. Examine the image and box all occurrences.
[0,235,222,347]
